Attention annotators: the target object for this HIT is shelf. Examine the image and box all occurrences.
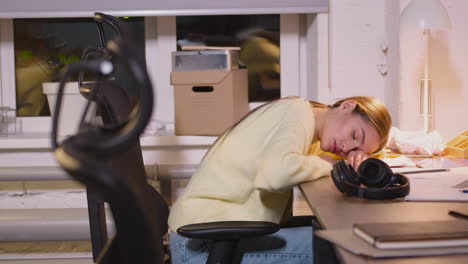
[0,131,216,150]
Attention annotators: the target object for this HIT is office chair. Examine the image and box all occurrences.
[52,12,280,264]
[76,13,143,262]
[78,12,122,96]
[52,23,167,263]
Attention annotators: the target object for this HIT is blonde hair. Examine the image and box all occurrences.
[327,96,392,152]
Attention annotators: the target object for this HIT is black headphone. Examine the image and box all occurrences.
[331,158,410,200]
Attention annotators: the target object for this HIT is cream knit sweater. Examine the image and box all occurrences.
[168,97,332,231]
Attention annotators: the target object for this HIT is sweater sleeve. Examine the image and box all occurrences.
[254,120,332,192]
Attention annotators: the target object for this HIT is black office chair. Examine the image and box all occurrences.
[76,13,146,262]
[52,12,279,264]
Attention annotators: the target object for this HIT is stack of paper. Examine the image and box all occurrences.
[392,167,468,201]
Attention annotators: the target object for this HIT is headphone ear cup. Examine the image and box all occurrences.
[331,160,353,193]
[337,160,361,185]
[384,174,400,187]
[345,162,361,185]
[357,158,393,188]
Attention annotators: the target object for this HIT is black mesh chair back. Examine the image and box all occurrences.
[51,14,168,264]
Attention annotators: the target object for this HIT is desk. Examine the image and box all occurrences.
[299,166,468,264]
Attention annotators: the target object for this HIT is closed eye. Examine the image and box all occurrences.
[361,128,365,145]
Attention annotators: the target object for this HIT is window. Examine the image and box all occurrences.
[13,17,144,117]
[1,14,327,134]
[176,15,280,102]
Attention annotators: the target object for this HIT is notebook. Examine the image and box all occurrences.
[315,229,468,258]
[353,220,468,249]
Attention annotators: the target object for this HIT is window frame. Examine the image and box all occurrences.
[0,14,329,134]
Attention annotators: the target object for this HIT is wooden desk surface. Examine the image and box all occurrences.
[299,170,468,264]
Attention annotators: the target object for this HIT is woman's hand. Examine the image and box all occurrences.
[347,150,369,170]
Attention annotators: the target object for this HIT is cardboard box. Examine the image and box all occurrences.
[171,69,249,136]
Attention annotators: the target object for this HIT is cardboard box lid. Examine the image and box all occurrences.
[170,70,237,85]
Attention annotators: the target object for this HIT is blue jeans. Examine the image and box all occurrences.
[169,226,313,264]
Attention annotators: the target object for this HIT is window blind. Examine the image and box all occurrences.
[0,0,328,18]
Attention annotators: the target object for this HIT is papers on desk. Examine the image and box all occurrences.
[415,157,468,168]
[392,167,468,202]
[383,156,415,167]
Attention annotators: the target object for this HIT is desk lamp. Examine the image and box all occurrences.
[400,0,451,133]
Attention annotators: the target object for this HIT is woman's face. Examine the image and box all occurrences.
[319,101,381,156]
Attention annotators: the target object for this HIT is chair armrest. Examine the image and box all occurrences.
[177,221,280,240]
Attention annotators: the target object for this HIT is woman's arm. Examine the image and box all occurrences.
[254,121,332,192]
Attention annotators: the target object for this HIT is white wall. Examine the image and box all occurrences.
[400,0,468,141]
[330,0,467,142]
[326,0,400,121]
[329,0,386,100]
